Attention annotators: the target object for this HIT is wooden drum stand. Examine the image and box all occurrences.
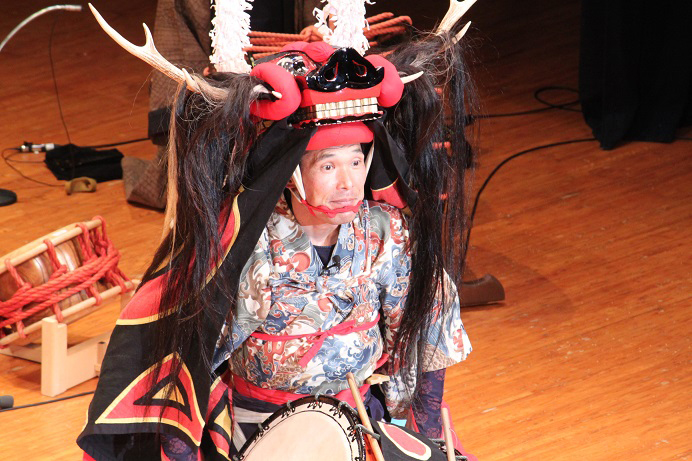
[0,217,136,396]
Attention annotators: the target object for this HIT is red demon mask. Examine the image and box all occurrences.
[249,41,405,149]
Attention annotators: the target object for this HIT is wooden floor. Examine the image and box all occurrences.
[1,0,690,459]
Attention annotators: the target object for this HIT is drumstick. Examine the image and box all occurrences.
[346,372,386,461]
[441,407,455,461]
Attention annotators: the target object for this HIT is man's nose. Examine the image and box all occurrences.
[337,169,354,189]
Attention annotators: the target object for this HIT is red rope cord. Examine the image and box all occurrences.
[4,259,30,292]
[0,217,131,339]
[249,31,305,40]
[42,239,67,323]
[243,45,286,52]
[247,37,293,46]
[366,12,394,23]
[77,223,103,306]
[251,51,282,59]
[364,26,409,39]
[367,16,412,31]
[247,13,411,52]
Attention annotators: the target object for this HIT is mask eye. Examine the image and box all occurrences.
[276,55,309,76]
[353,61,368,77]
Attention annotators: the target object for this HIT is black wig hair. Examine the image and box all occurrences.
[140,71,260,414]
[367,25,478,407]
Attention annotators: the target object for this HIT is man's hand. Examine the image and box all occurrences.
[203,65,215,77]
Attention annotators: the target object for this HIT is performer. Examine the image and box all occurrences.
[78,1,478,459]
[158,138,471,459]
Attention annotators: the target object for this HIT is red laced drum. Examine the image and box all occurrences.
[235,394,461,461]
[237,395,368,461]
[0,216,132,346]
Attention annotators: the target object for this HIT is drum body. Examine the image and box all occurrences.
[235,394,464,461]
[237,395,368,461]
[0,217,130,345]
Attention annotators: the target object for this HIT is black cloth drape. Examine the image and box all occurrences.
[579,0,692,149]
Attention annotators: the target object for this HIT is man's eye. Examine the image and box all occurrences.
[322,164,333,171]
[353,160,362,166]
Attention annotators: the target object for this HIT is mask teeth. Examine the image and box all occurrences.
[310,97,379,119]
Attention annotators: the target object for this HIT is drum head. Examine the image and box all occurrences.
[238,395,366,461]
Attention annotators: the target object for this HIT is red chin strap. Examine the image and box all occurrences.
[293,192,362,218]
[300,199,363,218]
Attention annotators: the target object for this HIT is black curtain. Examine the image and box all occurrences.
[579,0,692,150]
[249,0,295,33]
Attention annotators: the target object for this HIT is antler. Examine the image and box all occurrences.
[452,21,472,44]
[436,0,477,36]
[401,71,424,84]
[88,3,228,101]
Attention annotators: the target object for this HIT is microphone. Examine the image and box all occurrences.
[20,142,60,153]
[321,255,341,275]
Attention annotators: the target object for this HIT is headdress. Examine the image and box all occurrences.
[78,1,477,458]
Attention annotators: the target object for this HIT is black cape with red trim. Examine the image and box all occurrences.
[372,419,452,461]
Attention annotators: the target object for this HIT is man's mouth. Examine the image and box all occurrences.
[330,198,357,206]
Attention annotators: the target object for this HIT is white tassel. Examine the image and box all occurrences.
[313,0,373,55]
[210,0,253,74]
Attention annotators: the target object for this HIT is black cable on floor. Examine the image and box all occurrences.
[462,138,599,263]
[2,148,62,188]
[84,137,150,149]
[474,86,581,120]
[0,391,95,413]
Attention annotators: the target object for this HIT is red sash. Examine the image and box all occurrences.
[235,313,388,408]
[232,374,369,408]
[250,313,381,368]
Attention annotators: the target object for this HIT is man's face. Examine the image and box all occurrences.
[299,144,367,225]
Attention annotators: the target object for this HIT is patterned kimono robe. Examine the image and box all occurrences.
[212,196,472,417]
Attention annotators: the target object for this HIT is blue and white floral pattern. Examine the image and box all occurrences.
[213,196,471,415]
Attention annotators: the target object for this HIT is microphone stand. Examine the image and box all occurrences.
[0,5,83,207]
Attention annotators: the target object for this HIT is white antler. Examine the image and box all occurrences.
[452,21,472,44]
[400,71,424,84]
[364,140,375,174]
[88,3,227,100]
[291,165,307,201]
[436,0,477,34]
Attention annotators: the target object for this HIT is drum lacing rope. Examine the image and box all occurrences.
[355,424,380,441]
[430,439,468,461]
[337,400,351,413]
[245,13,412,59]
[0,216,131,343]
